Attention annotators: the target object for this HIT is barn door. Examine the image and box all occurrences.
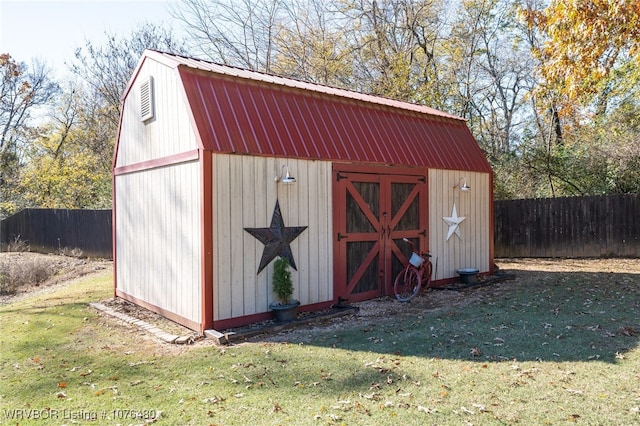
[333,166,428,303]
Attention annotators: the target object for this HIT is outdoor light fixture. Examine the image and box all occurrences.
[275,164,296,184]
[454,177,471,191]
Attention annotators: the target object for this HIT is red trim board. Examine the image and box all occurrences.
[114,150,199,176]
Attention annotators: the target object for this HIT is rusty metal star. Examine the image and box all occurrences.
[244,200,307,274]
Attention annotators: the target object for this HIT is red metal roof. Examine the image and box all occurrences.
[147,50,492,173]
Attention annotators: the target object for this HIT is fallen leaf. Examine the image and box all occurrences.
[460,406,474,415]
[470,347,482,357]
[58,382,67,389]
[619,326,635,336]
[202,396,224,404]
[360,392,379,400]
[472,403,488,412]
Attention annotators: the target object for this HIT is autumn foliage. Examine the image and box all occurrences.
[523,0,640,110]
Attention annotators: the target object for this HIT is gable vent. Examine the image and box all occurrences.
[140,76,154,122]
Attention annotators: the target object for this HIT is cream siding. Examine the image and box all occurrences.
[115,160,202,323]
[212,154,333,321]
[116,58,197,168]
[429,170,491,280]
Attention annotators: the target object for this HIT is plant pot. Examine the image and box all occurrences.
[457,268,479,284]
[270,300,300,322]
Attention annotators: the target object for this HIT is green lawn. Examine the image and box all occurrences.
[1,261,640,425]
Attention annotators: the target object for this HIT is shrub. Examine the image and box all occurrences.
[0,255,56,295]
[7,235,29,253]
[272,257,294,305]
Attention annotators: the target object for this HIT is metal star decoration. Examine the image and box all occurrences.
[244,200,308,274]
[443,203,466,241]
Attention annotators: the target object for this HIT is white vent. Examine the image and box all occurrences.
[140,76,154,122]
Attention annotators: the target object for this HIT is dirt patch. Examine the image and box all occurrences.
[247,279,509,344]
[497,257,640,273]
[99,297,202,339]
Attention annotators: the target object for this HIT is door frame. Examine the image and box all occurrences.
[332,163,429,303]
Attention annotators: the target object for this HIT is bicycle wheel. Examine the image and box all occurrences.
[422,261,433,288]
[394,266,421,302]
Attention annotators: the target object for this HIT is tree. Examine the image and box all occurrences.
[0,55,58,217]
[171,0,283,72]
[71,22,188,128]
[338,0,449,104]
[522,0,640,117]
[445,0,535,158]
[17,83,112,209]
[271,0,353,87]
[514,1,640,198]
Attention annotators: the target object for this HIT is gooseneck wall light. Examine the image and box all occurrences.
[274,164,296,184]
[453,177,471,191]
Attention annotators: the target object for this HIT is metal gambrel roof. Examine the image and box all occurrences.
[140,50,492,173]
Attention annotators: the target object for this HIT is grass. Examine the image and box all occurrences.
[1,261,640,425]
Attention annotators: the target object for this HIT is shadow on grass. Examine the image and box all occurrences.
[284,269,640,363]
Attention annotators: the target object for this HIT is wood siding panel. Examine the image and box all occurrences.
[115,160,202,323]
[428,170,491,280]
[116,59,198,168]
[212,154,333,321]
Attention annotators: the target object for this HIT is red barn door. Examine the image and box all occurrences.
[333,165,428,303]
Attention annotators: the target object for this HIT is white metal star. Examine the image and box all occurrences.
[443,203,466,241]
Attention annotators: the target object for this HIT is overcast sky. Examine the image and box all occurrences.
[0,0,180,78]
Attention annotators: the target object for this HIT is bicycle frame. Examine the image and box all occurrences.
[393,238,432,301]
[402,238,431,282]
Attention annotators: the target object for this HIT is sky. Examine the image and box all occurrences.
[0,0,181,78]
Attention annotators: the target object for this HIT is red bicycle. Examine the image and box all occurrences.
[393,238,433,302]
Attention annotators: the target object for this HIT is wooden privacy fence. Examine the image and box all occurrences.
[1,196,638,260]
[495,194,640,258]
[0,209,112,259]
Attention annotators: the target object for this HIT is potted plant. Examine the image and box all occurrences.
[269,257,300,322]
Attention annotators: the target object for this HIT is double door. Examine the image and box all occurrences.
[333,165,428,302]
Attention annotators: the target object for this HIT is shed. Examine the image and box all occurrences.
[113,50,494,333]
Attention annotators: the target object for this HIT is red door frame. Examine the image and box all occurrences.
[332,163,429,302]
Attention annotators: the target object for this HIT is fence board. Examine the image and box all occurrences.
[495,194,640,258]
[3,195,638,261]
[0,209,112,258]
